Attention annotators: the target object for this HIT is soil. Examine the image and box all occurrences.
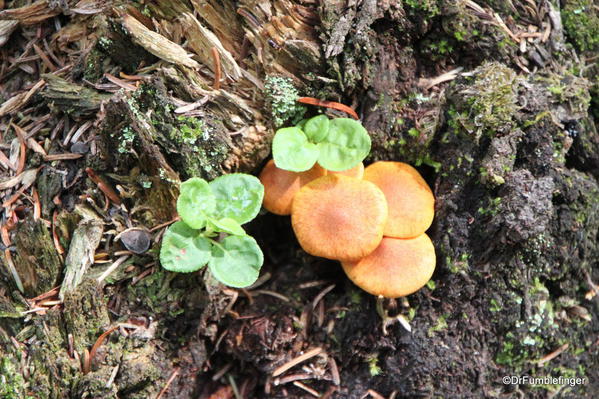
[0,1,598,399]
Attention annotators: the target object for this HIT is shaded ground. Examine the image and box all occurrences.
[0,1,598,398]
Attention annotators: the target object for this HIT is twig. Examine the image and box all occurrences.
[156,367,180,399]
[52,210,64,254]
[293,381,321,397]
[537,343,569,366]
[312,284,335,310]
[297,97,359,120]
[211,47,222,90]
[32,187,40,220]
[3,249,24,293]
[228,374,242,399]
[328,356,340,385]
[85,168,122,205]
[149,217,180,232]
[252,289,289,302]
[97,255,130,283]
[45,153,83,161]
[84,326,119,374]
[28,285,60,302]
[272,347,323,377]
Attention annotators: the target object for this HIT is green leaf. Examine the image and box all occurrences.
[208,235,263,288]
[209,174,264,224]
[177,178,216,229]
[160,222,211,272]
[317,118,371,171]
[295,118,308,130]
[304,115,330,142]
[208,217,246,236]
[272,127,319,172]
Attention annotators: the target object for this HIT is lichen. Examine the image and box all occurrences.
[263,76,306,127]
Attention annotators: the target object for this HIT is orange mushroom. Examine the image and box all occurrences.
[326,162,364,179]
[291,175,388,261]
[342,234,436,298]
[363,161,434,238]
[259,160,326,215]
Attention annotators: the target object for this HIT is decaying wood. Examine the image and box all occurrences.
[4,219,63,296]
[0,20,18,46]
[59,218,104,301]
[0,0,62,25]
[41,74,110,119]
[121,14,200,69]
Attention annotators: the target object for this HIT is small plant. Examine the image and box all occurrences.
[272,114,371,172]
[159,174,265,288]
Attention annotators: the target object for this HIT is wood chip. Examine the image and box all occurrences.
[0,80,45,117]
[122,14,200,69]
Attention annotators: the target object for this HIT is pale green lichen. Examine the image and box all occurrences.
[264,76,306,126]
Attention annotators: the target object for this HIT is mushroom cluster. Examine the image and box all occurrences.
[260,160,436,299]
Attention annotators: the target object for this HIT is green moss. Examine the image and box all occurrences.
[489,298,502,313]
[445,253,470,274]
[83,47,107,82]
[0,357,33,399]
[453,63,520,138]
[427,314,448,336]
[126,84,228,180]
[404,0,440,18]
[366,354,382,376]
[562,0,599,52]
[263,76,306,126]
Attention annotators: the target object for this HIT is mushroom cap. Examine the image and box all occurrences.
[291,175,388,261]
[342,234,436,298]
[326,162,364,179]
[363,161,434,238]
[259,160,326,215]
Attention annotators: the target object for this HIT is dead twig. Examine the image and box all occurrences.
[85,168,122,205]
[84,326,119,374]
[297,97,359,120]
[211,47,222,90]
[293,381,321,397]
[3,249,24,293]
[52,210,64,254]
[272,347,323,377]
[537,343,569,366]
[156,367,180,399]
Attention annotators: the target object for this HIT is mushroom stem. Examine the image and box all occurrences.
[376,296,412,335]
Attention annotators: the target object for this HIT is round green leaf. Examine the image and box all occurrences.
[160,221,211,272]
[209,174,264,224]
[303,115,330,143]
[317,118,371,171]
[272,127,319,172]
[295,118,308,130]
[208,217,246,236]
[208,235,263,288]
[177,178,216,229]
